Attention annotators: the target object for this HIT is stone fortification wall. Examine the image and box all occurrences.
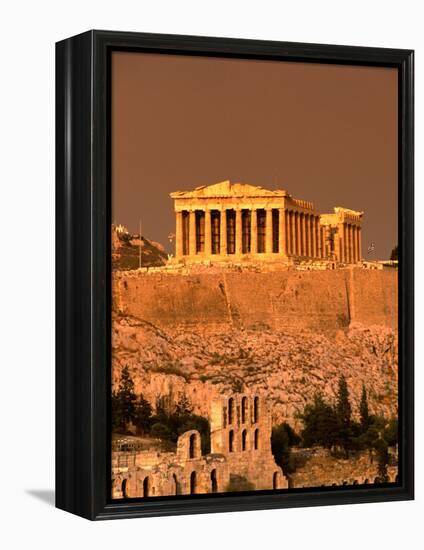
[112,268,397,333]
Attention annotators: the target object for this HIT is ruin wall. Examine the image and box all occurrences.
[112,268,397,333]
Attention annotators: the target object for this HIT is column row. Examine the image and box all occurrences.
[176,208,327,258]
[284,210,323,258]
[338,224,362,263]
[175,208,279,257]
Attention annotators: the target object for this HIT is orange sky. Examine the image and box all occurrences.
[112,51,398,259]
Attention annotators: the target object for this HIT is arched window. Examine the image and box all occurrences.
[241,396,247,423]
[254,428,259,450]
[190,471,197,494]
[189,433,196,459]
[173,474,179,495]
[228,398,234,424]
[364,478,369,484]
[211,469,218,493]
[121,479,128,498]
[143,476,150,497]
[242,429,247,451]
[273,472,279,490]
[253,397,259,423]
[229,429,234,452]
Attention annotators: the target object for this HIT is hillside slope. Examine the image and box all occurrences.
[112,226,167,270]
[112,315,397,430]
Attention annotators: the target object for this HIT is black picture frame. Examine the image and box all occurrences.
[55,30,414,521]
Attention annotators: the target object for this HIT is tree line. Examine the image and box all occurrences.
[271,375,398,481]
[112,366,210,453]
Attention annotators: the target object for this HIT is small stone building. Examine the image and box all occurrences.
[112,394,288,498]
[170,180,363,263]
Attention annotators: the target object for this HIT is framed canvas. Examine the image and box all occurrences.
[55,30,414,520]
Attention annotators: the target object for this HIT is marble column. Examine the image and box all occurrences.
[301,213,307,256]
[204,209,212,256]
[343,224,348,263]
[315,217,320,258]
[296,212,301,256]
[278,208,286,255]
[338,224,344,262]
[189,210,196,256]
[220,209,227,255]
[349,224,354,263]
[250,209,258,254]
[355,226,358,262]
[290,211,296,255]
[286,210,291,255]
[358,227,362,261]
[265,208,273,254]
[175,210,183,258]
[308,215,313,257]
[235,209,242,255]
[309,215,314,257]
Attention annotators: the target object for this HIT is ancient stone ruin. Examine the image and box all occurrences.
[112,394,288,498]
[170,180,363,263]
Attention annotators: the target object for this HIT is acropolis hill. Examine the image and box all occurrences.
[112,181,398,436]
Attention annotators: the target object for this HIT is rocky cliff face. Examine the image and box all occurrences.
[112,313,398,430]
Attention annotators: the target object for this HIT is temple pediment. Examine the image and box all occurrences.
[170,180,289,199]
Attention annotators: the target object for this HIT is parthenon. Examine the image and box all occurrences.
[170,181,363,263]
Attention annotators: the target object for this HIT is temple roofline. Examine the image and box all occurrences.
[170,180,290,199]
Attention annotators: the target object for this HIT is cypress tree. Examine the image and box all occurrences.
[359,384,370,433]
[336,375,352,427]
[113,365,137,432]
[336,375,352,455]
[135,393,153,435]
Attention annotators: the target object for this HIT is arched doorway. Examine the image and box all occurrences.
[254,428,259,450]
[189,433,196,459]
[253,397,259,423]
[190,471,197,494]
[229,429,234,452]
[242,429,247,451]
[211,469,218,493]
[273,472,279,489]
[143,476,150,497]
[173,474,179,495]
[241,396,247,423]
[121,479,128,498]
[228,398,234,424]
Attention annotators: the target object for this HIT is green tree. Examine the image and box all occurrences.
[271,422,301,473]
[175,392,193,416]
[336,375,352,427]
[112,366,137,433]
[359,384,370,432]
[374,438,389,483]
[383,417,398,448]
[134,393,153,435]
[150,422,172,439]
[300,393,339,449]
[335,375,352,455]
